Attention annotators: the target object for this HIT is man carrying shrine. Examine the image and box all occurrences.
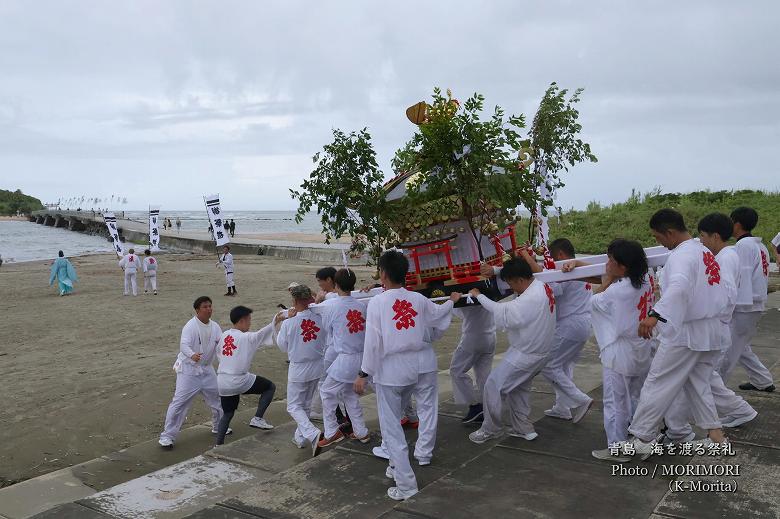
[118,248,140,296]
[629,209,730,457]
[276,284,328,456]
[143,249,158,295]
[219,245,236,296]
[159,296,224,448]
[663,214,759,444]
[214,305,277,445]
[468,257,556,445]
[315,268,371,447]
[721,207,775,392]
[354,250,460,501]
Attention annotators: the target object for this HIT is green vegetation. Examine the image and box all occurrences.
[547,189,780,254]
[0,189,44,215]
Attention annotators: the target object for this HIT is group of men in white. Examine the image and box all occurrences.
[118,248,159,296]
[156,206,774,502]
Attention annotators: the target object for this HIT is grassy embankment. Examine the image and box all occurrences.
[545,189,780,254]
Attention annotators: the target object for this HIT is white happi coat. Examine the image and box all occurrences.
[361,288,454,386]
[319,296,368,383]
[591,276,656,376]
[175,317,222,375]
[143,256,158,276]
[653,239,730,351]
[733,236,769,313]
[221,252,234,274]
[216,322,275,396]
[551,279,592,341]
[715,246,740,326]
[276,309,327,383]
[476,279,556,369]
[118,253,140,272]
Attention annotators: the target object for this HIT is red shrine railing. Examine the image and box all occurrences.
[403,224,518,289]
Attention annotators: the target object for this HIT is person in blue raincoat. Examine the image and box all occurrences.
[49,250,78,296]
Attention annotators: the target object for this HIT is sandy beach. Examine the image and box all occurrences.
[0,252,488,487]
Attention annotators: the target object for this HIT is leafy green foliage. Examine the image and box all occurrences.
[393,85,596,255]
[547,189,780,254]
[0,189,44,215]
[290,129,397,264]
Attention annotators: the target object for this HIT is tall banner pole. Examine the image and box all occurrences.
[149,205,161,252]
[103,212,124,257]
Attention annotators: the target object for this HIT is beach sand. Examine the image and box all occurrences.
[0,252,491,486]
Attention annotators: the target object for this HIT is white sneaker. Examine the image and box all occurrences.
[372,445,390,460]
[571,399,593,424]
[544,407,572,420]
[249,417,274,430]
[158,437,174,448]
[508,430,538,441]
[630,435,662,461]
[309,411,323,421]
[591,448,631,463]
[417,458,431,466]
[387,486,418,501]
[721,409,758,428]
[385,466,395,479]
[291,438,305,449]
[469,428,502,444]
[211,427,233,435]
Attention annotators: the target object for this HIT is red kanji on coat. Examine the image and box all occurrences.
[222,335,237,356]
[761,251,768,277]
[392,299,418,330]
[346,309,365,334]
[300,319,320,342]
[584,282,592,291]
[637,290,653,321]
[149,258,155,264]
[702,251,721,285]
[544,283,555,313]
[128,255,134,262]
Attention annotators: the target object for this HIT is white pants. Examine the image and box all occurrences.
[602,366,646,447]
[541,333,591,410]
[719,312,773,389]
[628,343,721,441]
[481,356,548,436]
[144,272,157,292]
[449,333,496,405]
[375,371,438,493]
[664,370,757,441]
[320,376,368,439]
[160,370,222,442]
[287,379,321,445]
[225,271,235,288]
[124,271,137,295]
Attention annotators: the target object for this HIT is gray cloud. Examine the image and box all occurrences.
[1,0,778,209]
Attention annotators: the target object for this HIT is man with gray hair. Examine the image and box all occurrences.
[276,284,327,456]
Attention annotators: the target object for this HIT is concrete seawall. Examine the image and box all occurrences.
[29,210,363,265]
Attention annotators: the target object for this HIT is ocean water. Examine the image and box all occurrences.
[0,211,324,263]
[0,220,117,263]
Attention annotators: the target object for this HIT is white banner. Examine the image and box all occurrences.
[204,194,231,247]
[103,212,124,257]
[148,205,161,252]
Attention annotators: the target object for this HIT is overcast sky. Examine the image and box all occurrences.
[1,1,778,211]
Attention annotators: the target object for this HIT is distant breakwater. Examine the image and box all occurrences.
[28,210,358,265]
